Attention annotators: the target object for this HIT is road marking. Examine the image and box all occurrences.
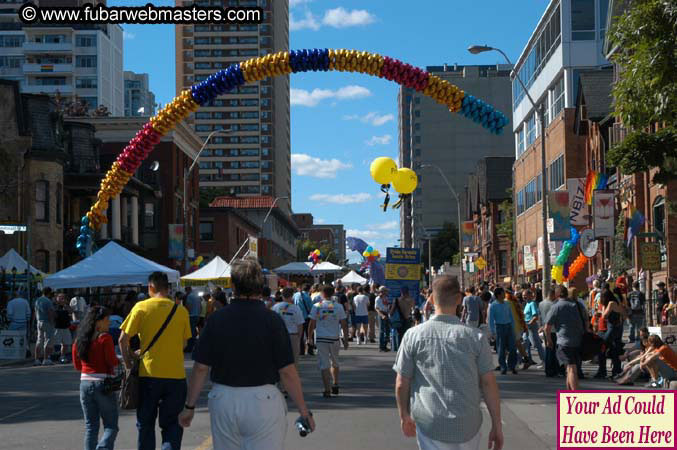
[0,404,38,422]
[195,436,212,450]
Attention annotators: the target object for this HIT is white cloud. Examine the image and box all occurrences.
[123,30,135,40]
[290,11,320,31]
[309,193,372,204]
[290,85,371,107]
[323,8,376,28]
[315,218,326,224]
[291,153,352,178]
[346,229,399,240]
[343,112,394,126]
[368,221,398,231]
[365,134,393,146]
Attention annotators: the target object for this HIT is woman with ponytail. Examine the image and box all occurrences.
[72,306,119,450]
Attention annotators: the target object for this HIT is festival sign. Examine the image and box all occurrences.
[168,224,184,259]
[567,178,589,226]
[593,190,615,238]
[640,242,661,271]
[549,191,571,241]
[385,247,420,303]
[461,221,474,247]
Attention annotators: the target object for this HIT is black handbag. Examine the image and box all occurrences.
[575,302,605,361]
[120,303,178,410]
[103,370,124,395]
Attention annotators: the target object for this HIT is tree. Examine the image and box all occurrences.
[296,239,338,264]
[611,214,632,275]
[421,221,460,271]
[606,0,677,184]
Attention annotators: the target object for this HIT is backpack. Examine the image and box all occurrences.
[628,291,643,312]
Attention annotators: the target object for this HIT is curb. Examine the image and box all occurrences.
[0,358,33,368]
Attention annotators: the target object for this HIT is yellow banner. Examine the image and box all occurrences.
[386,263,421,280]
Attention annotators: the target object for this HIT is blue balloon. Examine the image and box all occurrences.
[366,246,374,253]
[81,216,89,226]
[80,225,90,234]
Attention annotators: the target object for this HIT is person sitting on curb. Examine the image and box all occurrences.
[639,335,677,389]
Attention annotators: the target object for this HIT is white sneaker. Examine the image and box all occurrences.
[42,359,54,366]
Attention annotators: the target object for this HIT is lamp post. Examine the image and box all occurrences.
[468,45,550,297]
[183,128,233,273]
[228,196,289,265]
[420,164,464,291]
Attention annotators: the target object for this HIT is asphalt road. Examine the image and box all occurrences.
[0,341,633,450]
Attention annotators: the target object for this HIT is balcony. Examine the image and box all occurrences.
[609,123,628,146]
[23,63,73,73]
[22,84,73,94]
[23,41,73,53]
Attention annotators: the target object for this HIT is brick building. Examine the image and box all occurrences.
[292,213,346,264]
[198,207,260,262]
[465,157,515,285]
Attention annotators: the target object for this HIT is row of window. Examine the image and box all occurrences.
[0,55,22,68]
[202,148,270,157]
[515,76,565,157]
[203,95,272,108]
[515,155,564,216]
[199,160,262,169]
[192,0,261,8]
[192,36,260,45]
[194,48,264,58]
[192,23,269,33]
[195,111,260,120]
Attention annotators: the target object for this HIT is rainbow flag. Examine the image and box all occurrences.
[627,207,645,247]
[584,170,608,205]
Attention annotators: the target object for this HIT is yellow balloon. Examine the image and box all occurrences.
[392,167,418,194]
[370,157,398,184]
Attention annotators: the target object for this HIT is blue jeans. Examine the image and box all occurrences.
[525,322,545,362]
[378,316,391,350]
[80,380,119,450]
[629,313,644,341]
[137,377,187,450]
[185,316,199,352]
[495,323,517,371]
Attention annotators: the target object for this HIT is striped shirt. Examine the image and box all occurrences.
[393,315,493,443]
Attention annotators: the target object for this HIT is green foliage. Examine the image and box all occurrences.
[607,0,677,128]
[607,127,677,184]
[200,187,232,208]
[421,221,459,270]
[611,214,633,275]
[496,188,514,242]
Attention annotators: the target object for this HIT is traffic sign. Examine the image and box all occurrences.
[475,256,487,270]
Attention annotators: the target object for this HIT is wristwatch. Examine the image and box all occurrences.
[184,404,195,410]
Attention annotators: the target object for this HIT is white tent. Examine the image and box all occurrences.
[43,241,179,289]
[181,256,231,287]
[341,270,367,285]
[0,248,45,276]
[273,261,313,275]
[311,261,344,274]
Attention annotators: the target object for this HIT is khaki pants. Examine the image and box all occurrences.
[368,311,377,340]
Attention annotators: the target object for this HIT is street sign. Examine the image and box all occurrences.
[640,242,661,271]
[248,236,258,258]
[475,256,487,270]
[579,228,599,258]
[0,225,27,234]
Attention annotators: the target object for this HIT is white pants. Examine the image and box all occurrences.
[208,383,287,450]
[417,428,481,450]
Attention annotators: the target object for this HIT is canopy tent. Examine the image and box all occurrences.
[0,248,45,276]
[341,270,367,285]
[272,261,313,275]
[180,256,231,287]
[311,261,344,274]
[43,241,179,289]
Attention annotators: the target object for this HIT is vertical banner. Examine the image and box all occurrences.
[461,221,474,248]
[537,237,544,268]
[385,248,421,304]
[248,236,258,259]
[168,224,184,259]
[593,190,615,238]
[567,178,589,225]
[523,245,536,272]
[548,191,571,241]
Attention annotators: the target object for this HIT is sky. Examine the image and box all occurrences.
[112,0,548,262]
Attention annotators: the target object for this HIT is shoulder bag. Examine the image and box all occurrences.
[120,303,178,410]
[574,301,604,361]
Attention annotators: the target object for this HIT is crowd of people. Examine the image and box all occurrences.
[4,265,677,450]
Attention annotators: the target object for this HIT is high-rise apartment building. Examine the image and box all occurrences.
[399,64,514,249]
[175,0,290,212]
[511,0,610,283]
[124,71,156,117]
[0,0,123,114]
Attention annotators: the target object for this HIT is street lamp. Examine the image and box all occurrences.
[183,128,233,272]
[420,164,464,291]
[228,196,289,265]
[468,44,550,297]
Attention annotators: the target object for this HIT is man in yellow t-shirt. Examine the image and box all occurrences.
[119,271,191,450]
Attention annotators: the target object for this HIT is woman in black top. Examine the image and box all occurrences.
[595,290,626,378]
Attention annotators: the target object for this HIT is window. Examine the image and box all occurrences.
[0,35,24,47]
[56,183,62,224]
[551,76,565,120]
[241,161,259,168]
[36,250,49,273]
[0,56,23,68]
[525,178,537,210]
[571,0,596,40]
[35,180,49,222]
[76,77,97,88]
[75,55,97,68]
[517,126,525,156]
[536,174,542,202]
[549,155,565,190]
[517,189,525,215]
[240,149,259,156]
[654,197,665,235]
[526,113,537,147]
[599,0,610,43]
[75,35,96,47]
[144,202,155,229]
[199,221,214,241]
[81,97,98,108]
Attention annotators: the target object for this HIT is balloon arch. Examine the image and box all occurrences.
[75,48,510,255]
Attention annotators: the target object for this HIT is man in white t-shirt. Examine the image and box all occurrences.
[375,286,391,352]
[352,286,370,345]
[308,284,349,398]
[272,287,305,364]
[69,293,88,322]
